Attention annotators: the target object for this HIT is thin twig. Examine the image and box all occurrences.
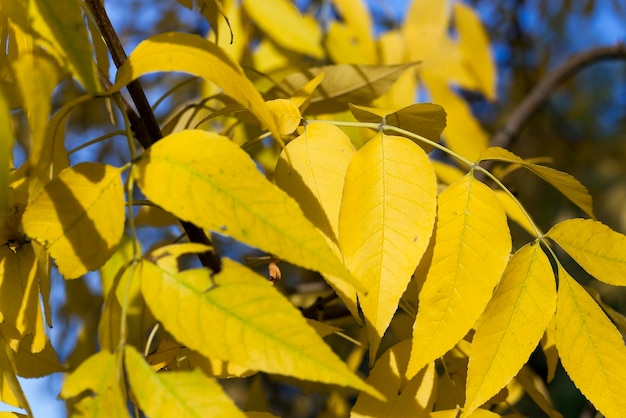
[491,42,626,150]
[86,0,222,274]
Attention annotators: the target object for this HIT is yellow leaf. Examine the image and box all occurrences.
[407,174,511,379]
[402,0,448,61]
[2,0,99,93]
[275,122,360,319]
[12,53,60,146]
[125,346,246,417]
[187,349,256,379]
[540,315,558,383]
[349,103,446,146]
[135,129,361,291]
[0,81,14,215]
[242,0,323,58]
[493,190,536,237]
[111,32,280,140]
[339,133,437,359]
[431,410,501,418]
[268,63,418,115]
[464,243,556,416]
[425,77,489,161]
[0,244,44,350]
[330,0,376,63]
[265,98,301,136]
[555,263,626,417]
[480,147,594,218]
[375,30,417,109]
[291,73,325,111]
[140,258,381,398]
[585,286,626,337]
[351,339,436,418]
[547,218,626,286]
[515,366,562,418]
[325,22,374,65]
[22,163,125,279]
[0,335,32,415]
[61,350,129,418]
[13,334,65,378]
[432,161,466,185]
[454,3,496,100]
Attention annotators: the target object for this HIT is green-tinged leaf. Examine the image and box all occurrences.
[339,133,437,360]
[407,174,511,379]
[22,163,125,279]
[493,190,536,236]
[0,85,13,215]
[351,340,435,418]
[61,350,129,418]
[0,334,32,414]
[349,103,446,143]
[555,263,626,418]
[125,346,246,418]
[2,0,99,93]
[135,129,362,291]
[480,147,594,218]
[454,2,496,100]
[13,335,65,377]
[275,122,360,319]
[547,218,626,286]
[140,258,380,398]
[267,63,418,114]
[111,32,280,139]
[464,243,556,416]
[243,0,323,58]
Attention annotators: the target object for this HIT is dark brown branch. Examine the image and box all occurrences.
[491,42,626,150]
[87,0,222,274]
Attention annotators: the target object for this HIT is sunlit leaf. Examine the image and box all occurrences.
[555,264,626,418]
[135,129,362,291]
[493,190,536,236]
[425,77,489,161]
[111,32,280,139]
[339,133,437,359]
[329,0,376,63]
[464,243,556,416]
[125,346,246,417]
[480,147,594,218]
[178,0,232,45]
[291,73,325,111]
[351,339,435,418]
[547,218,626,286]
[242,0,323,58]
[407,174,511,379]
[454,2,496,100]
[266,98,301,136]
[585,286,626,336]
[431,410,501,418]
[268,63,418,114]
[325,22,375,65]
[60,350,129,417]
[275,122,360,318]
[140,258,380,398]
[402,0,447,61]
[22,163,125,279]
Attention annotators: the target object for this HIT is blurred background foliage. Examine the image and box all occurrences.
[8,1,625,417]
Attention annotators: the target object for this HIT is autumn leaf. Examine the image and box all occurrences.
[135,129,362,291]
[339,133,438,360]
[407,174,511,379]
[555,263,626,417]
[22,163,125,279]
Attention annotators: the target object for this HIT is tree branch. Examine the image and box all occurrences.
[87,0,222,274]
[490,42,626,150]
